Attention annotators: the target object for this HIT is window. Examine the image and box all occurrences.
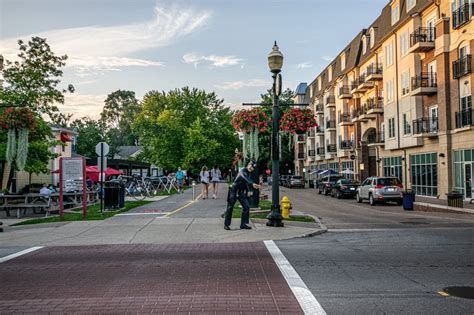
[403,113,411,135]
[386,80,394,102]
[410,153,438,197]
[389,117,396,138]
[400,30,409,56]
[328,65,333,81]
[318,77,321,90]
[401,72,410,95]
[385,42,394,66]
[383,156,403,181]
[407,0,416,11]
[362,36,367,55]
[341,53,346,70]
[392,5,400,25]
[341,161,354,179]
[369,28,375,48]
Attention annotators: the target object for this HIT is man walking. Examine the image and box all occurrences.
[224,161,260,230]
[176,167,185,193]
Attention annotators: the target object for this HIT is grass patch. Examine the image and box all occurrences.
[12,200,152,226]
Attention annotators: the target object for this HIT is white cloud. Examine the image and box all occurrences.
[0,3,211,76]
[321,56,333,62]
[215,79,268,90]
[61,94,107,119]
[296,62,313,69]
[183,53,243,68]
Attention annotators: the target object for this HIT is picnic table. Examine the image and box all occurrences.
[0,194,51,218]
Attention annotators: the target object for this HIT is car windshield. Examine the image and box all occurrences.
[377,178,401,186]
[340,179,356,184]
[292,176,302,179]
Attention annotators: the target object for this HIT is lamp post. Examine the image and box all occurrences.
[266,41,284,227]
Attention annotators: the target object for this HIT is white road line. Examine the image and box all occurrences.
[0,246,44,263]
[264,240,326,315]
[115,213,171,216]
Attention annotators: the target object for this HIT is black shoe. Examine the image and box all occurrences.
[240,225,252,230]
[224,225,231,230]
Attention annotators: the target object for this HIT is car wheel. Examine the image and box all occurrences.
[356,193,362,203]
[369,194,376,206]
[318,189,321,195]
[324,190,329,196]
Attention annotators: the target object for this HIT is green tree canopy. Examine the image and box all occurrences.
[70,118,104,158]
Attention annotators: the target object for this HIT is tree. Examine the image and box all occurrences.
[0,37,73,190]
[70,118,104,158]
[134,87,239,174]
[100,90,140,156]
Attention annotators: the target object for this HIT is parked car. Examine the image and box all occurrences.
[288,176,305,188]
[279,175,288,186]
[318,175,343,195]
[331,179,359,198]
[356,176,403,206]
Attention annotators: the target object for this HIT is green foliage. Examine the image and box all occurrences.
[70,117,104,158]
[134,87,239,173]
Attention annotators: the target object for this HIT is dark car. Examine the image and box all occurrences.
[317,175,343,195]
[288,176,305,188]
[279,175,288,186]
[331,179,359,198]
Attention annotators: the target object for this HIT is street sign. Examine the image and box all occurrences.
[95,142,109,156]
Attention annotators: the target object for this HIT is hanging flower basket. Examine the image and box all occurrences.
[0,107,37,132]
[230,108,270,133]
[280,108,317,134]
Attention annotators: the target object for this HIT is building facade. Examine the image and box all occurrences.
[296,0,473,199]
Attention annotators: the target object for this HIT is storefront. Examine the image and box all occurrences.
[410,153,437,197]
[453,148,474,199]
[383,156,403,182]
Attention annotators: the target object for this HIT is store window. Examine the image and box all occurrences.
[454,149,474,199]
[383,157,403,182]
[341,161,355,179]
[410,153,438,196]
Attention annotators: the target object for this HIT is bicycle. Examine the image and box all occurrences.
[118,175,147,201]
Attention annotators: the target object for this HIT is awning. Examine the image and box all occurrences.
[60,133,72,142]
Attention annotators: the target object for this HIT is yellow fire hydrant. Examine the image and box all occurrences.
[281,196,292,219]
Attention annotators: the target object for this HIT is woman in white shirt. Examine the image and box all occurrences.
[210,165,221,199]
[200,166,210,199]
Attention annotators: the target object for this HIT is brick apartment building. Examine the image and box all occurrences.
[296,0,473,200]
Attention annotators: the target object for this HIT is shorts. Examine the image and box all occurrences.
[201,181,209,185]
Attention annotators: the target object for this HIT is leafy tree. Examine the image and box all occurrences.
[70,118,104,158]
[0,37,73,190]
[50,112,73,128]
[100,90,140,156]
[183,118,219,174]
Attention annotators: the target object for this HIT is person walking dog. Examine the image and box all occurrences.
[224,161,260,230]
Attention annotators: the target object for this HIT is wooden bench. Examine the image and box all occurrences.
[0,194,51,218]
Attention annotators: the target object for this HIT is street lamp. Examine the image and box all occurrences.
[266,42,284,227]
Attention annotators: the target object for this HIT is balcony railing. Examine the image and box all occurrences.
[316,126,325,134]
[339,140,354,150]
[412,72,437,89]
[365,97,384,112]
[453,55,472,79]
[351,107,362,120]
[326,120,336,129]
[297,134,306,142]
[326,95,336,104]
[316,147,325,155]
[326,144,337,153]
[410,27,436,46]
[367,132,385,144]
[308,150,316,157]
[338,86,352,98]
[455,108,474,129]
[338,113,352,124]
[413,117,439,135]
[315,104,324,113]
[367,63,383,76]
[452,3,474,29]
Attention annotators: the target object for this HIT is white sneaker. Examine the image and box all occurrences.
[213,194,216,199]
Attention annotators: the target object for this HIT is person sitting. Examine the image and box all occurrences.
[39,184,52,195]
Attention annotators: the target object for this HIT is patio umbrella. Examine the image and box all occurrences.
[319,169,338,175]
[341,168,356,175]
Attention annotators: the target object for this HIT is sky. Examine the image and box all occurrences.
[0,0,387,118]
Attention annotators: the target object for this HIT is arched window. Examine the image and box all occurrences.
[369,28,375,48]
[362,36,367,55]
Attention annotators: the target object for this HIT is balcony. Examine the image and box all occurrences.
[308,149,316,157]
[338,113,353,126]
[413,117,439,137]
[315,126,325,136]
[408,27,435,53]
[297,134,306,142]
[366,63,383,81]
[351,107,363,122]
[411,72,437,96]
[365,97,384,115]
[367,132,385,146]
[357,73,374,90]
[455,108,474,129]
[453,55,472,79]
[315,104,324,114]
[326,144,337,154]
[452,3,474,29]
[325,95,336,108]
[326,120,336,131]
[316,147,325,155]
[297,152,305,160]
[338,86,352,99]
[307,129,316,138]
[339,140,354,151]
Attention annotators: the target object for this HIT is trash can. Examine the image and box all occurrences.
[447,191,464,208]
[104,181,120,209]
[309,179,314,188]
[402,190,416,210]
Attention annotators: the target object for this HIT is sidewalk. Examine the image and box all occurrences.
[0,184,325,246]
[414,195,474,214]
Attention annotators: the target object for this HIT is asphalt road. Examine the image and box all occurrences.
[277,186,474,314]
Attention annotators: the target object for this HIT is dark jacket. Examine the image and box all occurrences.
[231,167,255,192]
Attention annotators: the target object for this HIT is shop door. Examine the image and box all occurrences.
[465,163,473,199]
